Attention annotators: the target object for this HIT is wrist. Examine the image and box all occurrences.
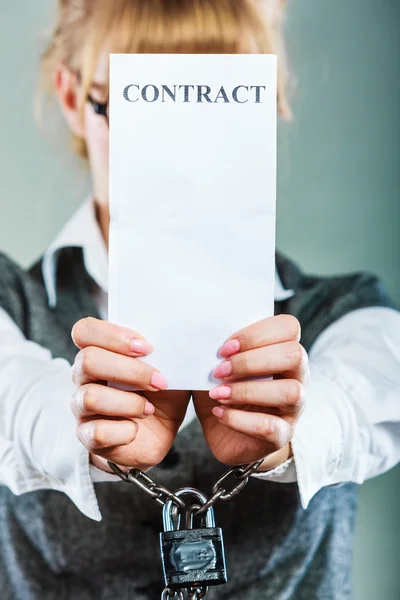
[90,453,116,474]
[255,442,293,473]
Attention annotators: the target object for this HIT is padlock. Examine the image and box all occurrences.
[159,488,228,590]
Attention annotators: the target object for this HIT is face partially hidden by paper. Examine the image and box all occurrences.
[83,51,110,211]
[75,0,286,213]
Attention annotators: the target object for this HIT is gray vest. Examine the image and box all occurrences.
[0,248,395,600]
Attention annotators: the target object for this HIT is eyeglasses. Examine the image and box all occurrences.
[87,94,109,124]
[75,69,110,125]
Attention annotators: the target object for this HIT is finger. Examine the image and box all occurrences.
[71,383,155,419]
[212,407,293,451]
[219,314,301,358]
[209,378,305,414]
[71,317,154,357]
[72,346,168,391]
[77,418,138,452]
[213,341,309,383]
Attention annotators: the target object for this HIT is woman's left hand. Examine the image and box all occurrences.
[192,315,309,469]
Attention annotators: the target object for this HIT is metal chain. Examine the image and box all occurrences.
[195,458,264,516]
[187,586,208,599]
[108,457,265,514]
[161,588,207,600]
[108,462,186,510]
[161,588,185,599]
[109,457,265,600]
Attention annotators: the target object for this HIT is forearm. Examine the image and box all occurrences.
[0,308,101,520]
[256,442,293,472]
[252,307,400,506]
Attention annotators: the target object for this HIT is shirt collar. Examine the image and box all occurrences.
[42,197,109,308]
[42,198,295,308]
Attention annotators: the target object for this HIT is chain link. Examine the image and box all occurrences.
[161,588,185,599]
[195,458,265,516]
[108,462,186,510]
[109,457,265,600]
[187,586,208,599]
[161,588,206,600]
[108,457,264,515]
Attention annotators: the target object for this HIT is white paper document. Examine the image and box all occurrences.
[109,54,277,390]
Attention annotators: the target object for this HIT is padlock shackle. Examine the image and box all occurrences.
[163,487,216,532]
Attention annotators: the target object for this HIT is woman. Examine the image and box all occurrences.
[0,1,399,599]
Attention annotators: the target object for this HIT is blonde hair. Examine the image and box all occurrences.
[40,0,291,159]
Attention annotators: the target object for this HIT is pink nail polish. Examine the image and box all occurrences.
[213,361,232,379]
[151,372,168,390]
[219,339,240,358]
[144,401,155,415]
[212,406,225,419]
[130,339,154,355]
[209,386,231,401]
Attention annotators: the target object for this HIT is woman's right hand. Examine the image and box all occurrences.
[70,317,190,472]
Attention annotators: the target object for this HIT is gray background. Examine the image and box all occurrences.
[0,1,399,598]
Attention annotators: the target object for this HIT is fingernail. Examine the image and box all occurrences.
[151,372,168,390]
[213,361,232,379]
[129,339,154,355]
[219,339,240,358]
[212,406,225,419]
[209,386,231,400]
[144,401,155,415]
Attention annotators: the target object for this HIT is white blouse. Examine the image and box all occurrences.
[0,197,399,521]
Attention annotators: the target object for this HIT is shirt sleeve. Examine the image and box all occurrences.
[252,306,400,508]
[0,307,101,521]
